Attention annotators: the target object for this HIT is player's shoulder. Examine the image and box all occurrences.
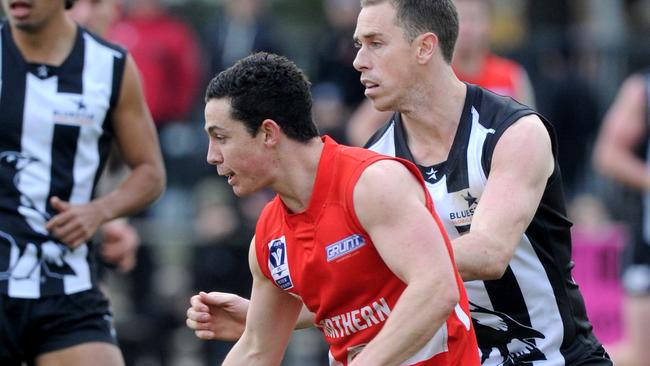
[471,84,535,131]
[78,25,127,59]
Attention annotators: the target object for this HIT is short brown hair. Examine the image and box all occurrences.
[360,0,458,63]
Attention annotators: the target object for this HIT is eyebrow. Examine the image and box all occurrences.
[206,125,225,134]
[353,31,383,43]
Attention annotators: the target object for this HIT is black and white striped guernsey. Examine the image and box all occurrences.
[0,21,126,298]
[365,84,603,365]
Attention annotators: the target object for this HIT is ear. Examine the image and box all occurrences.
[259,119,281,146]
[414,32,438,64]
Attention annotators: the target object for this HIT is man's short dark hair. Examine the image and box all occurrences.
[360,0,459,64]
[65,0,77,10]
[205,52,319,142]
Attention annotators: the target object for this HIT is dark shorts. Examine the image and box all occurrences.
[0,288,117,365]
[621,236,650,295]
[563,333,612,366]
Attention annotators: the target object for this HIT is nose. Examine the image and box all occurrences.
[353,47,369,72]
[206,140,223,166]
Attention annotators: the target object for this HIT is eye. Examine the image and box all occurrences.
[353,40,362,49]
[370,41,382,48]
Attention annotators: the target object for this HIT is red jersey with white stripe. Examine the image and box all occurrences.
[255,136,479,365]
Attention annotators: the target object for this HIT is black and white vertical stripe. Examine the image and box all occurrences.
[366,84,600,365]
[0,22,126,298]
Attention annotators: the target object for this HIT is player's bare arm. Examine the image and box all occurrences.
[593,74,650,191]
[46,55,165,248]
[452,114,554,281]
[349,159,459,365]
[222,237,303,366]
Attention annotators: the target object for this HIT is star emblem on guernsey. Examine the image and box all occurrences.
[462,191,478,208]
[425,168,438,180]
[36,65,49,78]
[76,100,87,111]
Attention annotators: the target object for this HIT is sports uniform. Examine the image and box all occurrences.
[254,136,479,366]
[0,21,125,362]
[620,72,650,295]
[365,84,610,365]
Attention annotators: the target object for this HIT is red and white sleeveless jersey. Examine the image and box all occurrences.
[255,136,479,365]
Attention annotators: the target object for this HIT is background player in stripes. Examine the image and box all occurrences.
[0,0,164,365]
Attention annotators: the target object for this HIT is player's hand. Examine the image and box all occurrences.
[186,291,250,341]
[46,196,109,249]
[100,219,140,272]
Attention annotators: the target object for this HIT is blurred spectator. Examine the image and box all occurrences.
[68,0,121,35]
[534,37,600,198]
[593,70,650,366]
[191,177,253,365]
[204,0,282,77]
[453,0,535,107]
[109,0,202,128]
[312,82,350,145]
[313,0,364,110]
[346,0,536,146]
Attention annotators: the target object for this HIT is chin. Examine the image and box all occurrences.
[369,99,394,112]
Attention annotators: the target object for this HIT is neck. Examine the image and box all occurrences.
[399,64,467,166]
[273,137,325,213]
[10,13,77,65]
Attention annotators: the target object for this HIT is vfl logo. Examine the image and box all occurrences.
[268,236,293,290]
[326,234,365,262]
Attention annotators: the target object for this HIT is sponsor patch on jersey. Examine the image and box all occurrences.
[326,234,365,262]
[267,236,294,290]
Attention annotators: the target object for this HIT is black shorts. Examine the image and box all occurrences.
[0,288,118,365]
[563,334,612,366]
[621,235,650,295]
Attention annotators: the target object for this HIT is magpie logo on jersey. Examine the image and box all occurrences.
[0,152,77,282]
[52,99,96,127]
[267,236,294,290]
[326,234,366,262]
[470,302,547,365]
[450,190,479,234]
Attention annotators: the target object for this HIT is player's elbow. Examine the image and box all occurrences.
[143,162,166,204]
[592,138,619,178]
[479,251,512,280]
[424,274,459,312]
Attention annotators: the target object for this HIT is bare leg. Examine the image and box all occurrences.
[35,342,124,366]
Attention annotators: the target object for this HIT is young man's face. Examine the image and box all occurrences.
[352,1,418,112]
[204,98,271,197]
[67,0,118,36]
[2,0,66,32]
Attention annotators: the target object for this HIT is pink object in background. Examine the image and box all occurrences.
[571,225,626,345]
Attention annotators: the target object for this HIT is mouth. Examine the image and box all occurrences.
[219,171,235,184]
[361,79,380,93]
[9,1,32,19]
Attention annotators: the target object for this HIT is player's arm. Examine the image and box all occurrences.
[452,114,554,281]
[223,237,303,366]
[46,55,165,247]
[93,54,166,219]
[593,74,650,191]
[349,159,459,365]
